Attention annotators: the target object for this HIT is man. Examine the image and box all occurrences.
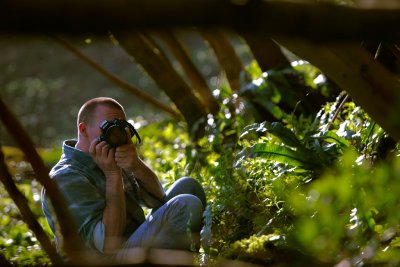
[42,97,206,261]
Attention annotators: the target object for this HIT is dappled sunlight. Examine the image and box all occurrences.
[2,2,400,264]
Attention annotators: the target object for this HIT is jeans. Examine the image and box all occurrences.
[116,177,206,261]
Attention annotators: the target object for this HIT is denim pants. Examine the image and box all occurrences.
[116,177,206,260]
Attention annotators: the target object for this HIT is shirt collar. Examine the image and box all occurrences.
[62,139,97,169]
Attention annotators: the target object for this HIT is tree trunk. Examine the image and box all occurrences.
[238,32,290,71]
[154,29,219,114]
[201,28,244,91]
[113,31,207,138]
[276,38,400,141]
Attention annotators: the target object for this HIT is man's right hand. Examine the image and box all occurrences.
[89,139,120,175]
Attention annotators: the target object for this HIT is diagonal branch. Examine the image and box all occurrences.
[201,28,244,91]
[112,30,207,137]
[237,31,290,71]
[52,35,182,120]
[0,252,12,267]
[154,29,219,114]
[0,96,85,264]
[0,148,63,265]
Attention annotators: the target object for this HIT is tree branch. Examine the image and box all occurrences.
[0,97,85,264]
[0,251,13,267]
[154,29,219,114]
[201,28,244,91]
[113,31,207,137]
[1,1,400,41]
[52,36,182,120]
[275,38,400,141]
[237,31,291,71]
[0,149,63,265]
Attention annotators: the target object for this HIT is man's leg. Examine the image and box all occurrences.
[164,177,206,207]
[117,193,203,260]
[116,177,206,261]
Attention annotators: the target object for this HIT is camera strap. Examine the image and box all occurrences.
[124,170,166,207]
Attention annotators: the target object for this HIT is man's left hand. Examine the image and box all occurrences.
[114,128,140,171]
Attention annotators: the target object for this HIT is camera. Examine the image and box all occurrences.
[98,118,141,147]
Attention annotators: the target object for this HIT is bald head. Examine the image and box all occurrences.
[75,97,127,152]
[77,97,125,127]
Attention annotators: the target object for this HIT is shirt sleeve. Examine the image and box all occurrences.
[53,171,105,251]
[93,221,105,252]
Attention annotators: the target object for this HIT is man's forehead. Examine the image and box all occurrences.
[94,105,126,120]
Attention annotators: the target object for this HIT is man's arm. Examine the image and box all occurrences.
[115,141,165,208]
[90,140,126,254]
[129,157,165,207]
[102,170,126,253]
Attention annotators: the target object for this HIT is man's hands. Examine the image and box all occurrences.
[115,142,140,172]
[90,128,139,175]
[89,139,120,176]
[115,127,140,171]
[90,127,164,209]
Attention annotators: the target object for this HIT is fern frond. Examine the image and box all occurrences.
[235,142,316,169]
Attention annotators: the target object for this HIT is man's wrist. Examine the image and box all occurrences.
[103,170,124,189]
[127,157,143,174]
[103,169,122,177]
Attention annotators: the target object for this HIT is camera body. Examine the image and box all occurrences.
[98,118,141,147]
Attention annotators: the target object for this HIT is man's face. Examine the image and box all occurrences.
[85,105,126,143]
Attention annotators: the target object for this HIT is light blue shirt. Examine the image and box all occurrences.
[41,140,146,253]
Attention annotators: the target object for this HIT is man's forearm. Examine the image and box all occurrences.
[131,159,165,207]
[102,172,126,254]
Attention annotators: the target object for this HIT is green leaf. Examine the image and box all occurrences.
[235,142,315,169]
[311,130,350,149]
[241,121,303,149]
[390,237,400,248]
[266,122,303,148]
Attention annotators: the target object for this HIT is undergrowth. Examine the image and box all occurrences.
[2,62,400,266]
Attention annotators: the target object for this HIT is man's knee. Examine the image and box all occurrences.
[176,176,202,189]
[174,177,206,206]
[169,194,203,231]
[169,194,203,212]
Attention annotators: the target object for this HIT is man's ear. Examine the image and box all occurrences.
[78,122,87,136]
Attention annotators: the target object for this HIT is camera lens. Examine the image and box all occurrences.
[105,125,127,147]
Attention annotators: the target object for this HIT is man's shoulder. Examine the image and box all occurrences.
[50,162,88,186]
[51,140,99,181]
[50,151,83,178]
[50,156,105,193]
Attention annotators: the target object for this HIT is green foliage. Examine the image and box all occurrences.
[128,64,400,266]
[0,177,52,266]
[223,234,286,265]
[190,64,400,266]
[239,61,337,124]
[287,151,400,265]
[0,37,167,148]
[137,119,191,186]
[1,147,57,266]
[235,121,349,174]
[2,61,400,266]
